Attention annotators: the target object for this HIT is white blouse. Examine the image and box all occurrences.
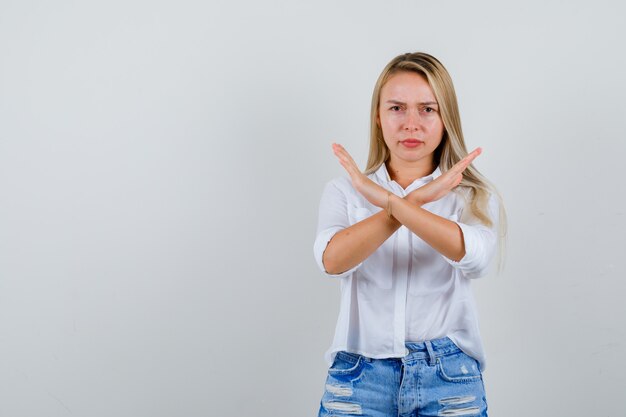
[313,162,500,372]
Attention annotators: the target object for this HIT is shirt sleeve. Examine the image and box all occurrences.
[442,191,500,279]
[313,179,364,279]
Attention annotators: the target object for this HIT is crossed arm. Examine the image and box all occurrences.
[321,144,481,276]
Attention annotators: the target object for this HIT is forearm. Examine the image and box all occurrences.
[322,201,408,275]
[389,194,465,262]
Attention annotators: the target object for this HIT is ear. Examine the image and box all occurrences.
[376,113,380,127]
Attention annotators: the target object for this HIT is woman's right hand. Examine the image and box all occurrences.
[408,147,482,206]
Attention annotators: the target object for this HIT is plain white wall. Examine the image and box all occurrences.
[1,0,624,416]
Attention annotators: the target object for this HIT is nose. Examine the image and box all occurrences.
[404,109,422,131]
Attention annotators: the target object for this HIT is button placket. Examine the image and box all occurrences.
[392,184,410,354]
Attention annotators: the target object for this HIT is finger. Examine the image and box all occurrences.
[456,150,480,173]
[452,173,463,187]
[335,154,355,176]
[466,147,482,162]
[334,143,360,168]
[340,158,363,182]
[333,144,361,173]
[457,147,481,167]
[464,147,482,164]
[333,145,361,177]
[333,146,356,169]
[333,143,359,169]
[333,143,351,161]
[449,147,482,175]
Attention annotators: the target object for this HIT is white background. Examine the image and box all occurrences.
[1,0,624,416]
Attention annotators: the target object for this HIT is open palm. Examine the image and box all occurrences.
[332,142,482,208]
[410,147,482,205]
[332,143,389,208]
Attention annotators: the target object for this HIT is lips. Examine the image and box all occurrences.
[400,139,424,149]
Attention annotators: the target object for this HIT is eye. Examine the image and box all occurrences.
[424,107,436,113]
[390,105,402,111]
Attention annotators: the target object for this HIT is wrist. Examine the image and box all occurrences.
[384,192,402,225]
[406,191,425,206]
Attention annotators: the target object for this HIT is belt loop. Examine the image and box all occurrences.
[425,340,436,366]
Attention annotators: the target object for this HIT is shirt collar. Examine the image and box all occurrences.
[374,162,442,184]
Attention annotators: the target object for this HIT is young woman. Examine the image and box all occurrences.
[313,52,506,417]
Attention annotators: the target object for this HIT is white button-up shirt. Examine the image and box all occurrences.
[313,163,500,372]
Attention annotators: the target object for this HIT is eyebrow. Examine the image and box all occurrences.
[385,100,438,106]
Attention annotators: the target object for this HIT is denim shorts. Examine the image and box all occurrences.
[318,336,488,417]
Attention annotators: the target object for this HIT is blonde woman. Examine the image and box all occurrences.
[314,52,506,417]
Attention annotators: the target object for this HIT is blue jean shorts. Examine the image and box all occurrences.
[318,336,488,417]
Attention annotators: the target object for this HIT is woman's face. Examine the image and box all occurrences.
[377,71,445,168]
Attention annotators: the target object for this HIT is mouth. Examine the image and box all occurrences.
[400,139,424,148]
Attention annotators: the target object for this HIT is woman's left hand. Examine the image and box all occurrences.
[332,142,389,208]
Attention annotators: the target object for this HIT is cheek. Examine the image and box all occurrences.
[380,124,400,146]
[426,119,445,137]
[380,116,401,133]
[424,117,442,128]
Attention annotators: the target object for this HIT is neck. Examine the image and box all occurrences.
[386,157,436,183]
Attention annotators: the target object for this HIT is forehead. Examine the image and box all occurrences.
[380,71,436,103]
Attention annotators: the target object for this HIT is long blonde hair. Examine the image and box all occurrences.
[364,52,508,273]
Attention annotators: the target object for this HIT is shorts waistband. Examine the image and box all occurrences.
[403,336,461,365]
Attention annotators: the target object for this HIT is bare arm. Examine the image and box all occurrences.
[325,144,482,272]
[384,149,483,262]
[322,199,403,275]
[387,196,465,261]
